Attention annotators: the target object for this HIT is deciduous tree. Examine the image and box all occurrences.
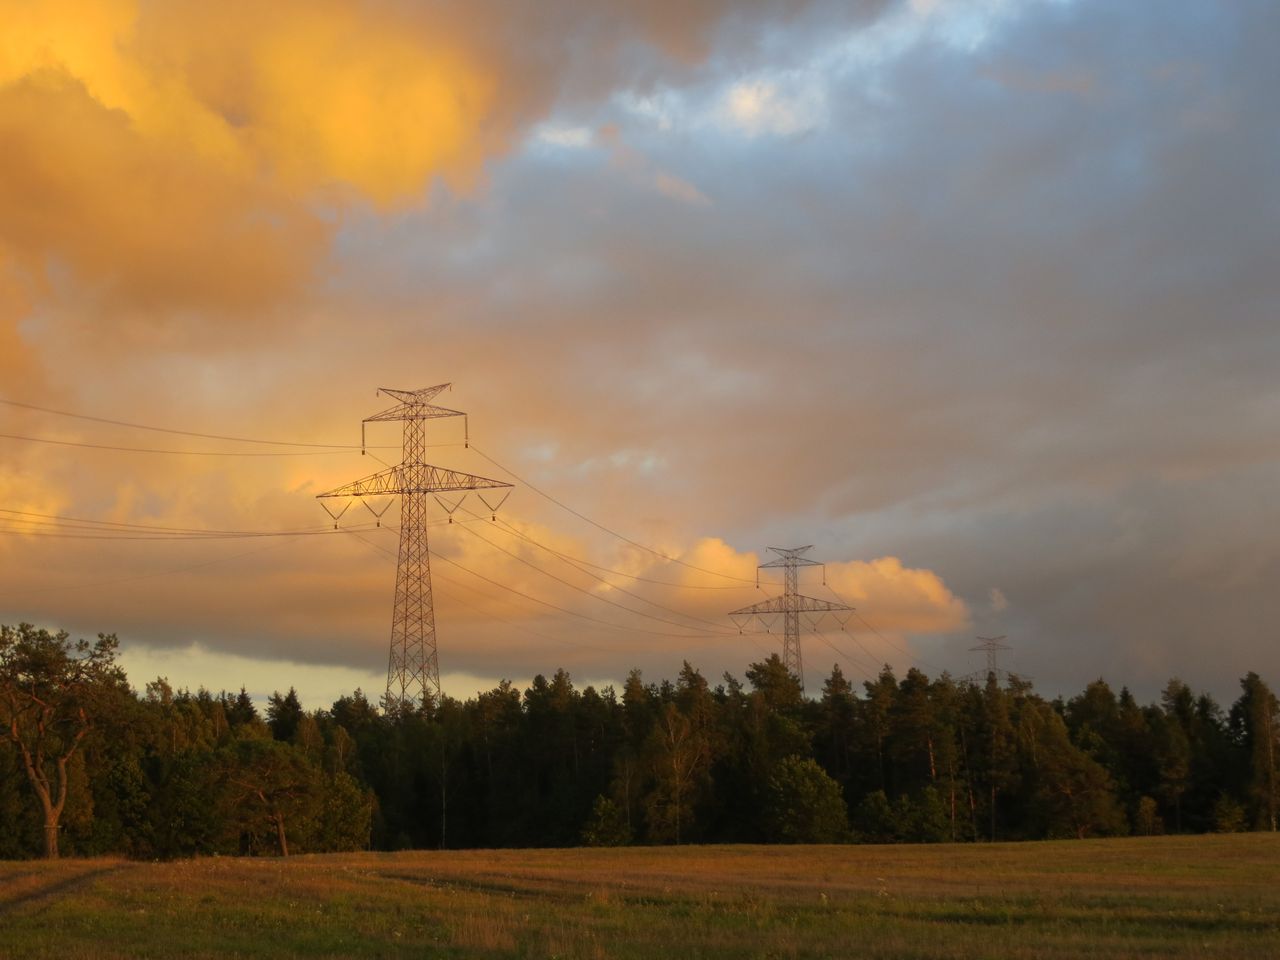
[0,624,124,858]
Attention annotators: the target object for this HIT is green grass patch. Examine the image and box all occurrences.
[1,835,1279,958]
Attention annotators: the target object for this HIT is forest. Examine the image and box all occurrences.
[2,622,1277,860]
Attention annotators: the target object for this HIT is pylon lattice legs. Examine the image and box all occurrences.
[387,487,439,709]
[317,384,513,714]
[782,557,803,687]
[729,546,850,696]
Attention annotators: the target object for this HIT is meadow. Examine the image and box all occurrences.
[1,835,1278,959]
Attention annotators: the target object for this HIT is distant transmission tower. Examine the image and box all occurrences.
[966,635,1012,683]
[729,546,852,692]
[318,385,512,710]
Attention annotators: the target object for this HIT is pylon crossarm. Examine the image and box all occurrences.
[379,384,451,404]
[760,558,822,570]
[415,466,511,495]
[759,545,820,568]
[317,465,512,499]
[729,594,852,616]
[364,402,466,424]
[317,465,402,499]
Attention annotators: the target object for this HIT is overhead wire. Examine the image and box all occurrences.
[455,512,738,635]
[821,581,950,677]
[487,515,749,590]
[378,525,733,642]
[0,508,380,542]
[16,537,302,596]
[0,507,341,536]
[0,432,417,457]
[3,395,930,676]
[347,530,615,654]
[469,445,757,585]
[0,396,397,450]
[809,627,880,681]
[0,527,377,542]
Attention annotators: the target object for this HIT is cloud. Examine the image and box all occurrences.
[3,0,1278,706]
[721,78,825,136]
[0,71,326,318]
[535,124,595,149]
[598,123,712,206]
[7,0,877,343]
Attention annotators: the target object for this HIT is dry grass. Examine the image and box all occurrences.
[1,835,1279,958]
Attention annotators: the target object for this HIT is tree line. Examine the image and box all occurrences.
[2,622,1277,859]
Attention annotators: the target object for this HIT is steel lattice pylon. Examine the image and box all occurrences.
[729,546,853,692]
[319,385,512,710]
[964,635,1013,684]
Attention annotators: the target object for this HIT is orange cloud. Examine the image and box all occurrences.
[826,556,970,635]
[133,1,506,204]
[0,0,529,344]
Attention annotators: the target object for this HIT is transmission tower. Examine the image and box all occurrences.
[729,546,852,692]
[966,635,1012,683]
[318,384,512,711]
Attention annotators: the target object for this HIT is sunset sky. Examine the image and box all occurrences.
[1,0,1276,707]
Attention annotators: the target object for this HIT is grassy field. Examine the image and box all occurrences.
[1,835,1278,959]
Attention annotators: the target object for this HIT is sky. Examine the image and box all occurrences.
[2,0,1277,709]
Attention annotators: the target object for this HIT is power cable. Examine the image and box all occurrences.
[0,508,381,541]
[456,514,738,635]
[487,516,749,590]
[0,396,396,450]
[348,531,615,654]
[0,508,341,537]
[379,525,731,642]
[15,538,301,597]
[810,628,879,680]
[0,432,419,457]
[822,582,949,676]
[469,445,756,584]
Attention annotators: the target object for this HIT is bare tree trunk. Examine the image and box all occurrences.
[672,755,682,845]
[25,764,61,859]
[622,758,633,833]
[948,754,956,843]
[42,803,60,860]
[1267,697,1276,832]
[275,814,289,857]
[959,727,978,841]
[15,738,78,860]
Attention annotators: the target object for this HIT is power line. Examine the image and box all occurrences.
[0,431,461,457]
[487,516,749,590]
[469,445,756,584]
[810,629,879,682]
[0,526,375,542]
[348,531,616,654]
[822,582,949,677]
[456,515,738,635]
[0,508,337,535]
[379,526,733,642]
[0,396,397,450]
[0,508,376,540]
[15,538,302,597]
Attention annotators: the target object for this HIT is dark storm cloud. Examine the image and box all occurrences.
[328,0,1280,697]
[3,0,1276,702]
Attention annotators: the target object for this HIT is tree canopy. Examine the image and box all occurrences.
[2,628,1278,859]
